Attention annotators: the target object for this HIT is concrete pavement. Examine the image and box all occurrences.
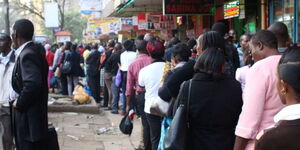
[49,110,142,150]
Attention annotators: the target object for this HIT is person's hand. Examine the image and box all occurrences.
[13,100,17,109]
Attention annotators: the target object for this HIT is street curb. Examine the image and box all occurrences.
[48,105,102,114]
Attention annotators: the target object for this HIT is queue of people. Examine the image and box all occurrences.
[0,18,299,150]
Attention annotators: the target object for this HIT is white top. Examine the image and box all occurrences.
[120,51,137,71]
[235,65,251,91]
[274,104,300,123]
[138,62,165,114]
[9,42,32,103]
[0,51,15,106]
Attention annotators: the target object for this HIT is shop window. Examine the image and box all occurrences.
[298,0,300,42]
[271,0,295,41]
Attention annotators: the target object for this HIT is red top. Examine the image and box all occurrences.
[79,48,84,57]
[46,51,55,67]
[126,54,153,96]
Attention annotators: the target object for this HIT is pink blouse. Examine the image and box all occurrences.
[235,55,285,150]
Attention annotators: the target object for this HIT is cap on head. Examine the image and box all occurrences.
[146,40,164,55]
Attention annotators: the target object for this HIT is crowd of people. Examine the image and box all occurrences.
[0,18,300,150]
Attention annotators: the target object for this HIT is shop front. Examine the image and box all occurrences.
[269,0,299,43]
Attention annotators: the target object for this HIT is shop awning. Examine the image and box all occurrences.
[109,0,162,17]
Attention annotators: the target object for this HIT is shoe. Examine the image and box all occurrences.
[104,107,112,111]
[100,104,108,108]
[111,110,118,114]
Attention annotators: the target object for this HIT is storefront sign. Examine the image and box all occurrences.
[120,18,133,31]
[163,0,213,15]
[224,1,240,19]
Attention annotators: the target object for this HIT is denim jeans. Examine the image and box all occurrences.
[111,76,120,111]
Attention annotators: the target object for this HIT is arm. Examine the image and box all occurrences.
[234,66,267,149]
[158,70,173,102]
[166,60,195,98]
[126,65,136,112]
[233,136,249,150]
[16,51,43,112]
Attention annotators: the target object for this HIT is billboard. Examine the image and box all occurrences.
[80,0,102,12]
[224,1,240,19]
[44,2,59,28]
[163,0,213,15]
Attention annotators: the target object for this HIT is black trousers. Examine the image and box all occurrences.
[146,113,162,150]
[103,83,109,107]
[88,74,100,103]
[60,74,68,95]
[137,92,151,150]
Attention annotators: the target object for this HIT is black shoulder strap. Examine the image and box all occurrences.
[186,79,192,127]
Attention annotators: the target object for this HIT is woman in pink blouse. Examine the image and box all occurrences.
[233,30,285,150]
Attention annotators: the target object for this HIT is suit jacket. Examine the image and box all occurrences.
[12,42,49,142]
[86,50,100,77]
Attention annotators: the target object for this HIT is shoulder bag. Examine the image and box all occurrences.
[164,80,192,150]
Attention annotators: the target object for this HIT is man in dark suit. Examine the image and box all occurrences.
[11,19,49,150]
[86,43,101,104]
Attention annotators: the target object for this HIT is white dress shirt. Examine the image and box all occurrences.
[9,41,32,104]
[120,51,137,71]
[0,51,15,106]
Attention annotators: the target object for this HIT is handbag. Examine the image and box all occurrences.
[149,96,170,117]
[44,125,60,150]
[164,80,192,150]
[61,61,72,74]
[115,69,122,88]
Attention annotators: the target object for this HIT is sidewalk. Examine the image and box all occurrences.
[49,110,142,150]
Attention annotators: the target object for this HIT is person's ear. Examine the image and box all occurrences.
[257,42,264,51]
[279,80,288,95]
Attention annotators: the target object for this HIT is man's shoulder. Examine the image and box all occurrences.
[251,55,281,71]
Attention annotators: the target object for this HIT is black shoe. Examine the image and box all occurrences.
[111,110,118,114]
[100,104,108,108]
[104,107,112,111]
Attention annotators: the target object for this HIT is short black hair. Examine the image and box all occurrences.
[268,22,290,45]
[123,40,135,51]
[114,42,123,51]
[13,19,34,41]
[91,43,98,50]
[137,34,145,40]
[71,43,77,52]
[187,38,197,50]
[211,22,228,37]
[150,50,164,60]
[198,31,226,51]
[251,30,278,50]
[194,47,225,79]
[58,42,64,47]
[108,39,115,47]
[172,43,191,62]
[135,40,147,53]
[0,33,11,42]
[64,41,72,50]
